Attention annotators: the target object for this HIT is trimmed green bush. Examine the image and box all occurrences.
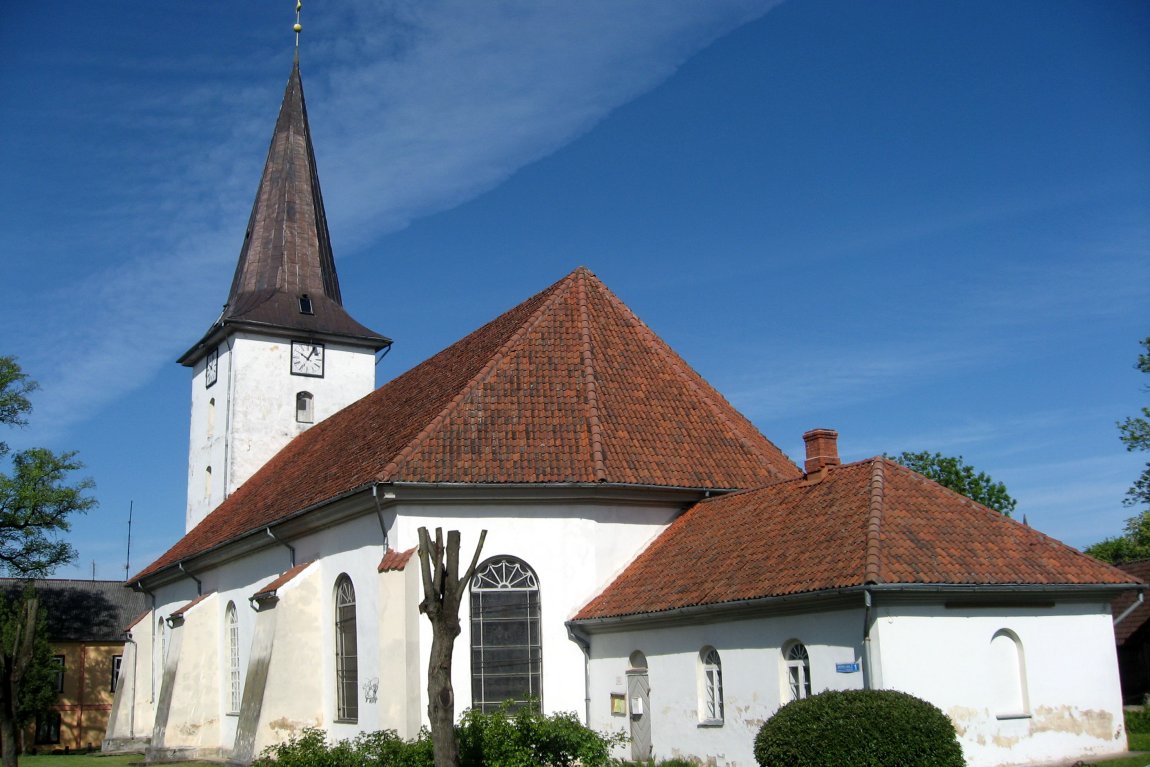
[753,689,966,767]
[251,706,621,767]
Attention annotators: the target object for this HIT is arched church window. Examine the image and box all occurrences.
[296,391,314,424]
[784,641,811,701]
[470,556,541,712]
[698,646,724,724]
[207,397,215,436]
[334,575,358,722]
[226,602,241,714]
[204,466,212,500]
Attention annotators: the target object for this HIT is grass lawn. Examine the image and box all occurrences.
[20,756,201,767]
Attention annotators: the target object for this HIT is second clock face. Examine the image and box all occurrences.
[205,348,219,388]
[291,341,325,377]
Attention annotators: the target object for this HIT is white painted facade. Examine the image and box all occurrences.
[112,489,687,762]
[581,598,1126,767]
[186,333,376,531]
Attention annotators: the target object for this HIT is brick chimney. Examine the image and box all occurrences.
[803,428,840,474]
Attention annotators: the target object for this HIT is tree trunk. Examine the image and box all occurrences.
[418,527,486,767]
[0,595,40,767]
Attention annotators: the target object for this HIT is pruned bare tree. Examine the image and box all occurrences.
[417,526,486,767]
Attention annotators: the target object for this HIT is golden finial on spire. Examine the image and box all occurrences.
[294,1,303,47]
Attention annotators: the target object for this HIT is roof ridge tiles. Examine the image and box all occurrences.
[575,270,608,482]
[864,458,886,585]
[377,270,576,482]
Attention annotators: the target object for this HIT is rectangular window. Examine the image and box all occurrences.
[50,655,65,694]
[35,712,61,745]
[111,655,123,693]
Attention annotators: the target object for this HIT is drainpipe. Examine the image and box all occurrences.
[177,562,202,596]
[566,623,593,725]
[265,527,296,568]
[1115,592,1145,627]
[862,589,882,690]
[372,484,394,550]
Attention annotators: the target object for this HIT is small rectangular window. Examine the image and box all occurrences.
[111,655,123,693]
[298,294,314,315]
[35,712,61,745]
[50,655,65,693]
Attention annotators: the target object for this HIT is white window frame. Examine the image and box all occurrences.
[698,646,724,725]
[784,641,811,702]
[226,602,241,714]
[334,574,358,722]
[296,391,314,424]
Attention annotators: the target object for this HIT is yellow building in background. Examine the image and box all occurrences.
[1,579,146,753]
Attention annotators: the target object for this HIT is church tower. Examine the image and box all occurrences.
[178,56,390,532]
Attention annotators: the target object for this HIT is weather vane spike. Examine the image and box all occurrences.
[294,1,303,48]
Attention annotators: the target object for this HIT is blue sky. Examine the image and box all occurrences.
[2,1,1148,581]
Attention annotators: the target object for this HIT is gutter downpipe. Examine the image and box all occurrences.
[566,623,593,726]
[265,527,296,568]
[178,562,202,596]
[372,484,393,550]
[1115,592,1145,627]
[862,588,882,691]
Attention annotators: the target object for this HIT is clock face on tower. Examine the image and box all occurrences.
[205,348,219,388]
[291,341,325,377]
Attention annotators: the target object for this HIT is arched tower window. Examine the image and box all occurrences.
[207,397,216,436]
[334,575,358,722]
[990,629,1029,718]
[784,641,811,701]
[204,466,212,500]
[698,646,724,724]
[470,556,541,712]
[226,602,241,714]
[296,391,314,424]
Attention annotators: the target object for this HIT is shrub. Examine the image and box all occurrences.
[251,707,620,767]
[1125,707,1150,734]
[252,727,432,767]
[753,689,966,767]
[458,704,624,767]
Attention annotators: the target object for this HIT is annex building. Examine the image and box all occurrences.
[105,56,1140,767]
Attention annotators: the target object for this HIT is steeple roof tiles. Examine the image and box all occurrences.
[136,267,799,583]
[574,457,1137,621]
[180,60,387,365]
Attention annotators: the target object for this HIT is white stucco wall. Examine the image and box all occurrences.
[873,601,1126,767]
[392,499,682,721]
[186,333,376,531]
[162,594,222,753]
[585,607,864,767]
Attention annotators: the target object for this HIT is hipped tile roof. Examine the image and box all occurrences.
[575,458,1138,621]
[179,59,388,365]
[136,267,799,583]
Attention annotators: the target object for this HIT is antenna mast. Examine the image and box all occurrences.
[125,500,134,580]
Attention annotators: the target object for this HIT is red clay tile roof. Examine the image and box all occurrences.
[136,267,799,583]
[575,458,1139,621]
[379,548,416,573]
[1113,560,1150,645]
[169,593,211,619]
[252,561,314,600]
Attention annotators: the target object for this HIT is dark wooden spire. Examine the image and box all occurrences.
[180,59,389,365]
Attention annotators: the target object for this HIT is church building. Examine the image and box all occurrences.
[105,55,1140,767]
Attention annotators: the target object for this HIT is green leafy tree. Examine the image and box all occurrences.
[892,450,1016,516]
[1119,336,1150,510]
[0,357,95,765]
[1086,336,1150,565]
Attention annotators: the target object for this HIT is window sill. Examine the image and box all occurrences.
[226,711,239,717]
[996,712,1032,721]
[334,718,359,725]
[698,719,724,728]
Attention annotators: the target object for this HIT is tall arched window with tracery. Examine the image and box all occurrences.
[784,641,811,701]
[470,556,541,712]
[334,575,358,722]
[225,602,241,714]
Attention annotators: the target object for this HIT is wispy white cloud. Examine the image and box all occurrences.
[10,1,783,445]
